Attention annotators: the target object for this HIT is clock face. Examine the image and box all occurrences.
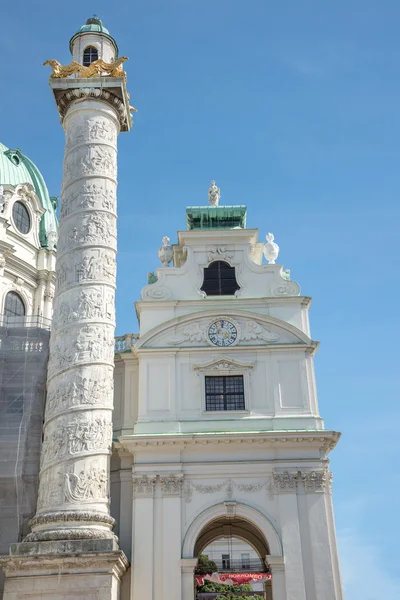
[208,319,239,347]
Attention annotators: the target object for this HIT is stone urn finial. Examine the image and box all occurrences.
[158,236,173,266]
[263,232,280,264]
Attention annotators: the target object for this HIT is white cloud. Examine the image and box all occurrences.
[338,528,400,600]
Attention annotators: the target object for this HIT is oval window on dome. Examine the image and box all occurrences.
[83,46,98,67]
[12,201,31,234]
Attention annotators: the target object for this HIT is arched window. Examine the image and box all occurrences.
[4,292,25,318]
[83,46,98,66]
[12,201,31,234]
[200,261,240,296]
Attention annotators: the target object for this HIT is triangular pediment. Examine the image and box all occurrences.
[135,310,313,350]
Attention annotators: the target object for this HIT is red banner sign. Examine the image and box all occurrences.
[196,573,272,586]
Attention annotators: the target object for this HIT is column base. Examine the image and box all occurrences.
[0,539,128,600]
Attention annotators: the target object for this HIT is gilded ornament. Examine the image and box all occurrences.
[44,56,129,80]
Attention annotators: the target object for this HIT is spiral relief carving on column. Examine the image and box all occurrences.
[27,101,122,542]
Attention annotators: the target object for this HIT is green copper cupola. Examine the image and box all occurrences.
[0,142,58,247]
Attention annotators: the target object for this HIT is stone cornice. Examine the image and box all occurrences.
[118,430,340,456]
[134,342,319,356]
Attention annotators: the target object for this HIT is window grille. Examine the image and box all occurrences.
[200,261,240,296]
[12,201,30,234]
[83,46,99,66]
[4,292,25,317]
[205,375,245,411]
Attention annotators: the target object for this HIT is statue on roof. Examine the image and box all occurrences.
[208,180,220,206]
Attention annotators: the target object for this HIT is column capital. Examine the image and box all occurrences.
[49,76,133,132]
[160,474,184,497]
[273,471,298,493]
[301,470,331,493]
[132,475,157,498]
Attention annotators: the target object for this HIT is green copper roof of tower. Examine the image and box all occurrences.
[0,142,58,247]
[69,15,118,54]
[186,206,247,230]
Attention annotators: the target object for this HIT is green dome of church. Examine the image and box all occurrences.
[0,142,58,248]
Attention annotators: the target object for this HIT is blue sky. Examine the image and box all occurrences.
[1,1,400,597]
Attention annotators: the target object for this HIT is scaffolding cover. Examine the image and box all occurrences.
[0,317,50,596]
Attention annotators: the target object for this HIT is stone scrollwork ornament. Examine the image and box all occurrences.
[241,321,280,343]
[158,236,173,266]
[263,232,280,264]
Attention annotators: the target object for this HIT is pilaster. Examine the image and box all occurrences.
[161,475,183,600]
[301,471,343,600]
[266,555,286,600]
[131,476,156,599]
[273,471,307,600]
[181,558,197,600]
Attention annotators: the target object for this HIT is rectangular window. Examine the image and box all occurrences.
[241,553,250,569]
[205,375,245,411]
[222,553,231,570]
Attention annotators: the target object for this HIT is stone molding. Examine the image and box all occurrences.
[29,511,115,529]
[120,431,340,458]
[0,550,128,579]
[24,528,117,542]
[266,555,285,573]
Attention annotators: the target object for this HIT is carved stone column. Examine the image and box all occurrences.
[25,88,131,543]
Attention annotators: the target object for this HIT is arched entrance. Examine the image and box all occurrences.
[182,504,282,599]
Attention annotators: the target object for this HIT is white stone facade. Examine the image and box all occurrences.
[112,224,344,599]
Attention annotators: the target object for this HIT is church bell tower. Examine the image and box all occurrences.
[113,183,343,599]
